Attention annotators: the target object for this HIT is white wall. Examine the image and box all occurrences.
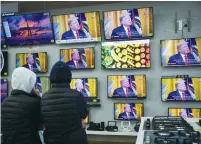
[2,1,201,124]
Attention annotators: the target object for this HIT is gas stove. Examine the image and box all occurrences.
[143,117,201,144]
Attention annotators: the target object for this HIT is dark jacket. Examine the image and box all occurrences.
[111,25,141,39]
[113,87,136,97]
[61,29,87,40]
[168,53,199,65]
[167,90,194,101]
[1,90,42,144]
[23,63,39,73]
[41,61,88,144]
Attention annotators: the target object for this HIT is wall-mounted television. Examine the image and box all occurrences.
[103,7,153,40]
[161,77,201,102]
[2,12,55,46]
[16,52,48,73]
[168,108,201,118]
[1,51,8,76]
[1,23,7,48]
[52,11,101,44]
[101,40,150,69]
[1,78,8,103]
[70,78,97,98]
[108,75,146,99]
[114,103,143,121]
[83,114,89,124]
[35,76,50,97]
[60,47,95,70]
[161,38,201,66]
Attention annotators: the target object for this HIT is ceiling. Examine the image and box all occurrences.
[1,1,122,13]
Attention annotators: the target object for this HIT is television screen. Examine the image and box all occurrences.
[161,38,201,66]
[52,11,101,44]
[2,12,54,46]
[114,103,143,120]
[35,76,50,97]
[1,51,8,76]
[70,78,97,98]
[1,78,8,103]
[108,75,146,99]
[1,23,7,48]
[83,115,89,124]
[16,52,48,73]
[161,77,201,102]
[103,7,153,40]
[168,108,201,118]
[101,40,150,69]
[60,47,95,69]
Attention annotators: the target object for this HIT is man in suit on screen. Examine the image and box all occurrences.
[179,109,194,118]
[118,104,137,120]
[75,79,90,97]
[22,55,41,73]
[167,80,195,101]
[66,49,86,69]
[111,12,142,39]
[168,41,199,65]
[61,16,87,40]
[113,77,136,97]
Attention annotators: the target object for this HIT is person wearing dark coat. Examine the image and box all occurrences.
[1,67,42,144]
[41,61,88,144]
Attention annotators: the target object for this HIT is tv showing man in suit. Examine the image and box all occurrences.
[61,16,87,40]
[168,41,200,65]
[111,12,142,39]
[167,80,195,101]
[75,79,90,97]
[169,108,201,118]
[113,77,137,97]
[22,54,41,73]
[118,104,137,120]
[66,49,86,69]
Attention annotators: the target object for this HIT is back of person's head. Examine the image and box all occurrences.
[12,67,36,93]
[50,61,72,84]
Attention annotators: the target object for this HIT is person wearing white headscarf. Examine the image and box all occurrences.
[1,67,42,144]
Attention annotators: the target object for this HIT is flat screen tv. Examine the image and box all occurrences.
[101,40,150,69]
[60,47,95,70]
[161,38,201,66]
[1,51,8,76]
[83,115,89,124]
[1,23,7,48]
[114,103,143,121]
[103,7,153,40]
[108,75,146,99]
[1,78,8,103]
[35,76,50,97]
[52,11,101,44]
[2,12,55,46]
[168,108,201,118]
[16,52,48,73]
[161,77,201,102]
[70,78,97,98]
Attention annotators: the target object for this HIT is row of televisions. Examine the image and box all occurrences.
[1,37,201,77]
[82,107,201,123]
[1,7,153,47]
[1,76,201,102]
